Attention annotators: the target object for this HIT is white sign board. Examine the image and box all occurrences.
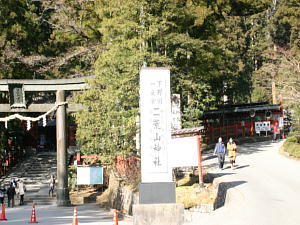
[140,68,172,183]
[279,117,284,128]
[171,94,181,130]
[169,136,198,167]
[77,166,103,185]
[255,121,271,133]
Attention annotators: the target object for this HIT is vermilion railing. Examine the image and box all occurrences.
[203,119,280,143]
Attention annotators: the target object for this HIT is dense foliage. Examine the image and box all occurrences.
[0,0,299,160]
[282,135,300,158]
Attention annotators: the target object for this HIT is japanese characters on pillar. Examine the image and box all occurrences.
[140,68,172,183]
[171,94,181,131]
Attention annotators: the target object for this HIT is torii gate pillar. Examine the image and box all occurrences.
[56,90,71,206]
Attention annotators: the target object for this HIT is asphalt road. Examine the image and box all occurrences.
[192,140,300,225]
[1,203,132,225]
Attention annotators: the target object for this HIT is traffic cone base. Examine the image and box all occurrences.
[29,205,38,223]
[0,204,7,220]
[72,207,78,225]
[113,209,119,225]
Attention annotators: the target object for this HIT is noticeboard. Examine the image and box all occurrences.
[255,121,271,133]
[169,136,198,167]
[77,166,103,185]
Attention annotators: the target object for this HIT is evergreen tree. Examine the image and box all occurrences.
[0,0,100,79]
[75,0,217,159]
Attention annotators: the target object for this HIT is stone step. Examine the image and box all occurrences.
[26,168,53,171]
[27,196,56,201]
[33,200,56,206]
[0,153,58,206]
[1,200,34,205]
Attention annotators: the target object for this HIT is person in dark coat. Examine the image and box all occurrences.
[10,178,17,188]
[7,184,16,208]
[214,137,227,170]
[0,185,6,205]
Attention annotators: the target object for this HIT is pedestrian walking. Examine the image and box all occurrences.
[17,179,26,205]
[214,137,226,170]
[227,138,237,169]
[48,175,55,197]
[0,185,6,205]
[10,178,17,188]
[7,184,16,208]
[273,121,279,142]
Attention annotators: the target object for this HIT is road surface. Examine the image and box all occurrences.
[1,203,132,225]
[190,140,300,225]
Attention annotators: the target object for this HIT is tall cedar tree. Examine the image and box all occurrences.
[75,0,216,160]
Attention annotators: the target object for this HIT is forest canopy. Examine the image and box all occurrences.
[0,0,299,159]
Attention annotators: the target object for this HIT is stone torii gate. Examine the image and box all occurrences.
[0,77,90,206]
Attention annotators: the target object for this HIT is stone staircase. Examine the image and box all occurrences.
[0,153,57,205]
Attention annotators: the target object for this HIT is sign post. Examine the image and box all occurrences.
[197,135,203,187]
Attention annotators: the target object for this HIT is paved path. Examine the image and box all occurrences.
[1,203,132,225]
[192,140,300,225]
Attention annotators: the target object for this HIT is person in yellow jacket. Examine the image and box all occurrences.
[227,138,237,169]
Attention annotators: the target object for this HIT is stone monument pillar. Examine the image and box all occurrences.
[133,68,184,225]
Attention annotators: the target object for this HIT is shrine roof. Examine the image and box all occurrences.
[171,127,203,136]
[203,103,281,117]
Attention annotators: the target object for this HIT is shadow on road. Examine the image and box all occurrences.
[204,172,235,184]
[203,155,217,161]
[236,140,279,155]
[235,165,249,170]
[203,140,281,161]
[215,181,247,209]
[210,172,235,179]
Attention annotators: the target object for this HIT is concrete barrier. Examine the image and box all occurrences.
[133,203,184,225]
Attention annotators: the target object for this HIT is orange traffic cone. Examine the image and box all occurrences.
[29,205,37,223]
[113,209,119,225]
[72,207,78,225]
[0,204,7,220]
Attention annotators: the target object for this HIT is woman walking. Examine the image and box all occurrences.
[17,179,26,205]
[227,138,237,169]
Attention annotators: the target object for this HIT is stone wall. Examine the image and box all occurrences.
[183,174,233,223]
[97,170,139,215]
